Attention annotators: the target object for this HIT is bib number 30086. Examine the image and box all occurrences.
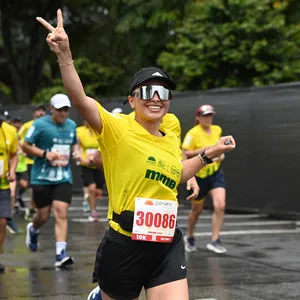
[132,198,178,243]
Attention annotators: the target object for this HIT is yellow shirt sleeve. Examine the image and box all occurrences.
[93,101,128,152]
[182,130,196,150]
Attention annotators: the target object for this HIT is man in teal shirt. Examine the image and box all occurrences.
[22,94,78,268]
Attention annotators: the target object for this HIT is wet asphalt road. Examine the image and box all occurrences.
[0,195,300,300]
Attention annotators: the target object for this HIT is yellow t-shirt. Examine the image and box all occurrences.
[160,113,181,141]
[18,120,34,165]
[76,125,99,169]
[129,111,181,145]
[93,102,182,237]
[182,124,222,179]
[0,122,18,190]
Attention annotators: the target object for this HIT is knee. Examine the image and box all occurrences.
[214,200,226,213]
[39,214,50,223]
[54,208,68,220]
[0,218,7,227]
[191,202,204,216]
[89,184,96,193]
[21,181,28,189]
[37,210,50,223]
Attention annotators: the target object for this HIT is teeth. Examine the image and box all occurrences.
[148,106,161,110]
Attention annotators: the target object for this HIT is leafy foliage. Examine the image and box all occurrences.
[158,0,300,90]
[1,0,300,103]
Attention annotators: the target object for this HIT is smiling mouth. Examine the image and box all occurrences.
[147,105,162,111]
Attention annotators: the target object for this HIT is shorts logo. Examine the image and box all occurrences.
[181,265,186,269]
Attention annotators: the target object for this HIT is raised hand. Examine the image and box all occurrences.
[206,135,236,160]
[36,9,70,55]
[217,136,236,148]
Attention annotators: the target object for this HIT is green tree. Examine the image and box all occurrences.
[0,0,62,104]
[158,0,300,91]
[42,0,191,99]
[0,0,193,103]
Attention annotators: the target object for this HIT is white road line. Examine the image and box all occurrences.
[177,214,267,219]
[195,298,218,300]
[68,206,109,211]
[194,229,300,236]
[177,220,295,227]
[71,217,108,223]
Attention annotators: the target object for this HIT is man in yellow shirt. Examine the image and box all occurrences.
[18,104,46,221]
[0,110,18,273]
[182,105,227,254]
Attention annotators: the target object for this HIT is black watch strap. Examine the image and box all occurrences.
[42,150,47,158]
[201,150,213,165]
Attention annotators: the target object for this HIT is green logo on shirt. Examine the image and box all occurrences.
[145,169,176,190]
[146,156,156,165]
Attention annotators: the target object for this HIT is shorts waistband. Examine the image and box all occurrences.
[108,226,180,249]
[108,226,135,245]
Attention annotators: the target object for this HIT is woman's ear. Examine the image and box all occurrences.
[128,95,135,109]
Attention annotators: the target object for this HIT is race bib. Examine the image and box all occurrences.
[0,160,4,176]
[51,144,70,167]
[132,198,178,243]
[86,148,98,161]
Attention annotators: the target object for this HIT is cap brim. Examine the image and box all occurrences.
[201,110,216,115]
[52,103,71,109]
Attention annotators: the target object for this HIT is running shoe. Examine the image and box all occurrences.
[88,210,99,222]
[6,219,20,234]
[83,194,90,213]
[17,197,26,209]
[183,235,197,252]
[55,250,74,268]
[25,222,39,252]
[206,238,227,254]
[87,285,102,300]
[24,208,36,221]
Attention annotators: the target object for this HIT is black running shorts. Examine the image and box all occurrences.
[93,227,187,299]
[81,166,105,189]
[16,171,29,182]
[31,182,72,208]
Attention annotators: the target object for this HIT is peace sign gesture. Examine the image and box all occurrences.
[37,9,70,55]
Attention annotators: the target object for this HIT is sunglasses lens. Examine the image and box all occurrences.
[137,85,172,101]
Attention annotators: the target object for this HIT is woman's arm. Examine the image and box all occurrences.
[183,146,211,159]
[37,9,102,133]
[180,136,235,183]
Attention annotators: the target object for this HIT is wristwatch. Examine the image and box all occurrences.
[200,150,213,165]
[42,150,47,159]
